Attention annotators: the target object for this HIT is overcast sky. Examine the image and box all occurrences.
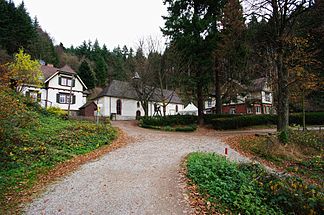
[13,0,168,50]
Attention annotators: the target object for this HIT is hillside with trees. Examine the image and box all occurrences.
[0,0,323,130]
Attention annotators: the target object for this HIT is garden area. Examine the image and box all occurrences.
[186,152,323,214]
[0,90,117,213]
[138,112,324,131]
[139,115,197,132]
[227,129,323,186]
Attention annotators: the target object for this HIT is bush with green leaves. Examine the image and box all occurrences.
[46,106,67,118]
[203,114,238,124]
[211,112,324,129]
[139,115,197,127]
[211,114,276,129]
[187,152,323,214]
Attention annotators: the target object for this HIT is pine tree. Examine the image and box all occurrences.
[94,56,108,87]
[0,0,36,55]
[162,0,225,124]
[78,60,96,89]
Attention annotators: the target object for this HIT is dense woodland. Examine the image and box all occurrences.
[0,0,323,130]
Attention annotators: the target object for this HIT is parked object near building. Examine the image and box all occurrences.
[179,102,198,115]
[23,64,88,115]
[205,78,274,115]
[93,80,184,120]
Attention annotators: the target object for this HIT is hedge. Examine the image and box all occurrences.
[140,123,197,132]
[139,115,197,127]
[211,112,324,130]
[203,114,238,124]
[212,115,276,130]
[289,112,324,125]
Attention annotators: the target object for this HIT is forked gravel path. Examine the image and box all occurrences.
[25,121,250,215]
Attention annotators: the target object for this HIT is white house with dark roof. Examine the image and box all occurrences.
[93,80,184,120]
[22,64,88,115]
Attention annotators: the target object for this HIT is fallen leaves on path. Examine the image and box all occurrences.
[6,128,133,214]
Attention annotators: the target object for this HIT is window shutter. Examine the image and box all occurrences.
[58,77,62,85]
[57,94,60,103]
[72,95,76,104]
[26,91,30,97]
[72,79,75,87]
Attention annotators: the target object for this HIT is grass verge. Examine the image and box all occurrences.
[0,114,117,214]
[186,152,323,214]
[230,130,323,185]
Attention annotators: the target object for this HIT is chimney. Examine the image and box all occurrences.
[47,64,54,67]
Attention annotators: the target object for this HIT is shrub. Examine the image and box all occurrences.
[47,106,67,118]
[212,114,276,129]
[187,152,323,214]
[211,112,324,129]
[278,130,289,144]
[289,112,324,125]
[203,114,238,124]
[140,123,197,132]
[139,115,197,127]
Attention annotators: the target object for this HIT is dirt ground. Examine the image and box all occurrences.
[24,121,255,215]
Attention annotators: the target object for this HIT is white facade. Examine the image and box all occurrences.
[96,96,184,120]
[23,69,87,113]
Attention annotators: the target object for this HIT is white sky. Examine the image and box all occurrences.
[13,0,168,50]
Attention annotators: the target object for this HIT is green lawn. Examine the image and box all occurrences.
[186,152,323,214]
[0,114,116,213]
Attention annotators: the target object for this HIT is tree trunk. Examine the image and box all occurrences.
[143,101,149,116]
[302,90,306,131]
[163,104,166,117]
[277,48,289,132]
[197,81,204,125]
[215,65,222,114]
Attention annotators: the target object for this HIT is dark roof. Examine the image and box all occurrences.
[97,80,137,99]
[60,65,76,74]
[249,77,268,91]
[41,64,76,81]
[96,80,183,104]
[79,101,97,109]
[41,65,58,80]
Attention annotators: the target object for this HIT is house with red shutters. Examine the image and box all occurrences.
[204,78,274,115]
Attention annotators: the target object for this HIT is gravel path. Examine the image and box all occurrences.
[25,121,250,215]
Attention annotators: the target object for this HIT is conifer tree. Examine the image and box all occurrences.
[78,60,96,89]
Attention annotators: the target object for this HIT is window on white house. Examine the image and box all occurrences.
[116,99,122,115]
[207,99,212,107]
[256,106,261,113]
[57,93,75,104]
[59,77,74,87]
[137,101,140,108]
[265,92,271,102]
[176,105,178,112]
[26,91,41,102]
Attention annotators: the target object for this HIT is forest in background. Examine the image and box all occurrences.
[0,0,323,127]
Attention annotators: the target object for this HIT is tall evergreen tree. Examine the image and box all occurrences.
[78,60,96,89]
[29,18,59,65]
[162,0,225,124]
[0,0,36,55]
[94,56,108,87]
